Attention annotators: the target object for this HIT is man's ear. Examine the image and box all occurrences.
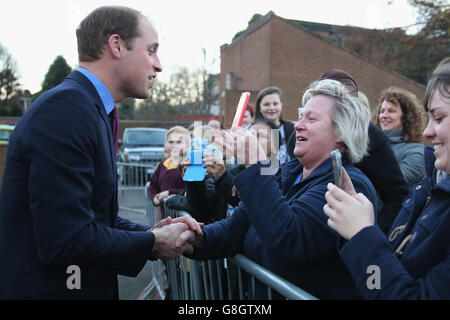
[107,34,123,59]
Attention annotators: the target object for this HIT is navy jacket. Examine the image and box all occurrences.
[340,146,450,299]
[190,156,377,299]
[0,71,154,299]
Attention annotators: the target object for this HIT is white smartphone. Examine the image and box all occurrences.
[331,149,344,189]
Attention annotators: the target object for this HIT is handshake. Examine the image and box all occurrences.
[148,215,203,261]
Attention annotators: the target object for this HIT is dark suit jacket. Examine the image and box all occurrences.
[0,71,155,299]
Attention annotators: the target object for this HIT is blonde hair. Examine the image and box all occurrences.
[302,79,370,163]
[166,126,190,146]
[358,91,370,110]
[192,125,220,143]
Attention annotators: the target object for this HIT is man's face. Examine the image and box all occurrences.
[119,17,162,99]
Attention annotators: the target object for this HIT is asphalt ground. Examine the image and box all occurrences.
[117,188,158,300]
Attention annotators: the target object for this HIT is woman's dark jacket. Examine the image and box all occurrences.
[166,165,246,224]
[189,156,377,299]
[288,123,409,234]
[340,146,450,299]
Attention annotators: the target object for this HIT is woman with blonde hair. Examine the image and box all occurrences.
[373,87,426,188]
[148,126,190,206]
[180,79,377,299]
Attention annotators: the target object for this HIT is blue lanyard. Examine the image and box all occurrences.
[294,172,303,185]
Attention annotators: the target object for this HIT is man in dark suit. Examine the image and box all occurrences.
[0,6,201,299]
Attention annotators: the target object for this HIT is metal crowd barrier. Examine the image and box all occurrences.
[117,161,157,187]
[155,202,318,300]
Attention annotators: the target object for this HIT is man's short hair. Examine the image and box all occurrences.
[76,6,142,62]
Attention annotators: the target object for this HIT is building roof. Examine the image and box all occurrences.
[221,11,423,88]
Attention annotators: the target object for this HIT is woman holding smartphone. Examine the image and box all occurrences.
[323,60,450,299]
[179,79,377,299]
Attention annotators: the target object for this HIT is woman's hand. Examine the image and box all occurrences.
[215,127,267,167]
[153,190,170,206]
[179,156,190,177]
[323,168,375,239]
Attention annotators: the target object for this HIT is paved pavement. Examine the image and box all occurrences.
[117,188,157,300]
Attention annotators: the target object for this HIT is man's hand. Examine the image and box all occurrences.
[151,223,195,260]
[176,229,204,251]
[170,215,204,236]
[147,216,172,232]
[149,215,204,260]
[148,215,204,236]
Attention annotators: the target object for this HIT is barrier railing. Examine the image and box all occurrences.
[118,165,318,300]
[156,202,318,300]
[117,161,157,187]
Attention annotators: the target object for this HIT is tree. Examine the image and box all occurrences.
[401,0,450,83]
[41,55,72,93]
[0,42,20,109]
[232,13,263,41]
[117,98,136,120]
[135,66,219,121]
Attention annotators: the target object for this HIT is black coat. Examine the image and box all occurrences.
[0,71,154,299]
[166,165,246,224]
[355,123,410,233]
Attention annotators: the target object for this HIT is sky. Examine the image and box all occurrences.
[0,0,420,93]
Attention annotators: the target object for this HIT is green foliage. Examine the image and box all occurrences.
[232,13,263,41]
[117,98,135,120]
[0,42,20,109]
[41,55,72,93]
[402,0,450,83]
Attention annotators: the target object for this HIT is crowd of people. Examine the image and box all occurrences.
[152,62,450,300]
[0,5,448,300]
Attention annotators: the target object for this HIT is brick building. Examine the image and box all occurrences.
[219,11,425,126]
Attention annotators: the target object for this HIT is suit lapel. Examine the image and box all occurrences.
[65,71,118,226]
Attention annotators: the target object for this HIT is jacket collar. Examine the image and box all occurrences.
[281,152,351,192]
[424,146,450,193]
[65,70,116,165]
[66,70,106,117]
[384,130,404,143]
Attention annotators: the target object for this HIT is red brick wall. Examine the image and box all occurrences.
[220,15,426,127]
[220,20,272,126]
[0,118,19,125]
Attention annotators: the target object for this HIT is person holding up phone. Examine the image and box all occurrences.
[323,59,450,299]
[178,79,377,299]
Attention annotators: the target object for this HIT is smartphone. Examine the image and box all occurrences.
[331,149,344,189]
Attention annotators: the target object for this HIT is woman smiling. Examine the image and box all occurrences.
[324,59,450,299]
[180,79,377,299]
